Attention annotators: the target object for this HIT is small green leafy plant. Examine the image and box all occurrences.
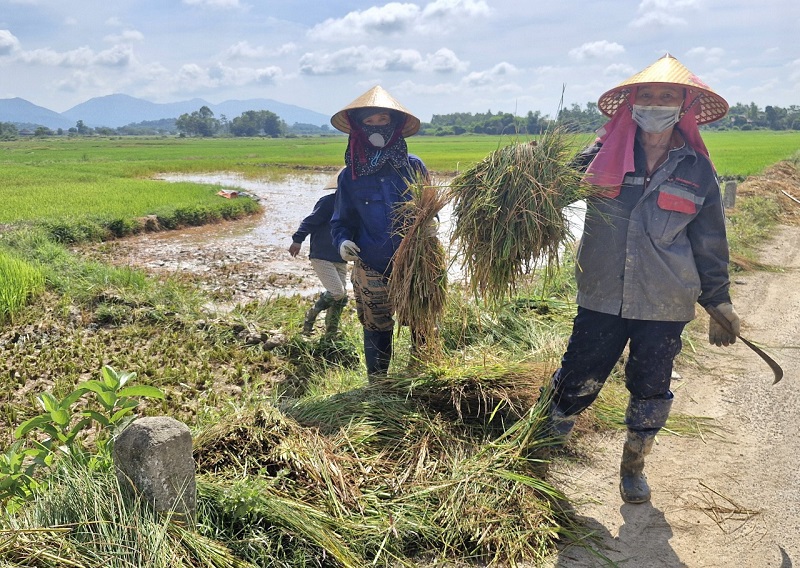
[0,365,165,508]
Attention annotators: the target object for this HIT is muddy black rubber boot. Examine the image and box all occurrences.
[619,429,656,504]
[364,329,392,382]
[323,297,347,337]
[619,394,673,504]
[546,403,576,448]
[526,402,576,476]
[303,292,334,335]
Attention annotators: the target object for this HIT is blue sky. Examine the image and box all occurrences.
[1,0,798,122]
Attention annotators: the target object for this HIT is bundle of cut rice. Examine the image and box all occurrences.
[449,126,590,305]
[389,177,449,358]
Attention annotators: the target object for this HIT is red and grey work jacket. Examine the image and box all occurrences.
[574,137,732,322]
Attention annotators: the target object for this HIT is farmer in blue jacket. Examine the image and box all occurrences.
[289,169,348,337]
[542,55,742,504]
[329,85,428,381]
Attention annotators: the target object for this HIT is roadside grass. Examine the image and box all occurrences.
[0,143,796,566]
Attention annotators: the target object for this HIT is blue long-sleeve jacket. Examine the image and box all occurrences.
[574,134,731,322]
[331,155,427,275]
[292,193,344,263]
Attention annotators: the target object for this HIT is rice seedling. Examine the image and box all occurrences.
[388,175,450,361]
[449,126,593,306]
[0,251,45,324]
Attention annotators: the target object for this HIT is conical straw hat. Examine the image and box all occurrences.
[597,54,728,125]
[324,167,345,190]
[331,85,421,137]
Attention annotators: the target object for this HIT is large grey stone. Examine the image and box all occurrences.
[114,416,196,526]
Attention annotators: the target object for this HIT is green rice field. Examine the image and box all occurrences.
[0,130,798,224]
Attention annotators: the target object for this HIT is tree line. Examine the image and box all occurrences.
[3,101,798,140]
[421,101,800,136]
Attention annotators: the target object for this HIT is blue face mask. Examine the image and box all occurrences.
[631,104,682,133]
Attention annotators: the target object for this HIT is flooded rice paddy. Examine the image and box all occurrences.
[86,172,585,306]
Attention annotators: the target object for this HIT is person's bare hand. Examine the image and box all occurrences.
[289,242,301,257]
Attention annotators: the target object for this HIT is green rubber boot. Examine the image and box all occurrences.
[323,297,347,338]
[302,292,334,335]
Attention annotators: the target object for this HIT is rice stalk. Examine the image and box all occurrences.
[449,126,591,305]
[398,402,585,566]
[197,478,363,568]
[389,175,449,360]
[385,361,552,425]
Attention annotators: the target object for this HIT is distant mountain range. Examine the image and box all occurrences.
[0,93,331,130]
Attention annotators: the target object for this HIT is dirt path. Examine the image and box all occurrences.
[543,223,800,567]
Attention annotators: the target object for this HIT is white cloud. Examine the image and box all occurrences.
[18,44,133,68]
[224,41,297,60]
[309,0,490,41]
[630,0,697,28]
[569,41,625,61]
[173,62,282,92]
[299,47,364,75]
[686,46,726,64]
[0,30,22,56]
[225,41,269,59]
[423,48,468,73]
[383,49,425,72]
[603,62,636,77]
[637,0,698,8]
[309,3,421,41]
[788,58,800,83]
[93,45,134,67]
[630,12,687,27]
[421,0,490,19]
[104,30,144,43]
[54,69,107,93]
[182,0,241,7]
[462,62,519,87]
[299,45,468,76]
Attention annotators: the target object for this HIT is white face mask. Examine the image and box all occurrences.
[631,104,682,133]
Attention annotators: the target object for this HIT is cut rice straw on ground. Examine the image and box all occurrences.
[449,126,594,306]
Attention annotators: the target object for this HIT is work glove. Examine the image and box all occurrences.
[706,302,740,347]
[339,240,361,262]
[288,242,301,257]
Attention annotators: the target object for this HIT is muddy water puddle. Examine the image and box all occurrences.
[90,172,338,303]
[87,172,585,305]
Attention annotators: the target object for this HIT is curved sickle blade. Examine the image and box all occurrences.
[706,305,784,385]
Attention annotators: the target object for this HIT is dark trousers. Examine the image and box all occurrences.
[552,307,687,418]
